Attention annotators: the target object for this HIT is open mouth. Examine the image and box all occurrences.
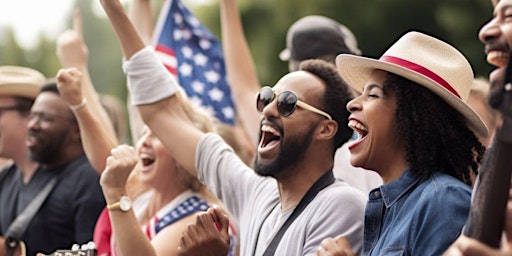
[26,133,39,148]
[348,120,368,139]
[487,50,510,67]
[258,124,281,153]
[139,153,155,171]
[348,119,368,150]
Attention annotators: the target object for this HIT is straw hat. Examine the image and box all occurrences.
[336,31,488,137]
[0,66,45,99]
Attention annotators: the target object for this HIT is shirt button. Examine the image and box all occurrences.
[372,190,381,198]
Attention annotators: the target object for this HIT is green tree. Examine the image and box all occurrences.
[0,0,498,137]
[195,0,495,85]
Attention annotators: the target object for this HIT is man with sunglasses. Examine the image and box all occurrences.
[99,4,366,253]
[0,66,45,255]
[0,66,43,172]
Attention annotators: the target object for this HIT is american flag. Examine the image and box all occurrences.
[153,0,236,125]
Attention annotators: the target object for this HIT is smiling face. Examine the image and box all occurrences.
[345,70,404,178]
[26,92,76,166]
[479,0,512,119]
[254,71,327,178]
[136,126,180,187]
[479,0,512,68]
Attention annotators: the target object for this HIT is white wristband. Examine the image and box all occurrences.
[69,98,88,111]
[123,46,180,106]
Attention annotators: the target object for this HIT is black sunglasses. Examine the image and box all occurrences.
[256,86,332,120]
[0,106,24,116]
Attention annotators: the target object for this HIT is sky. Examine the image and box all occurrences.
[0,0,77,49]
[0,0,213,49]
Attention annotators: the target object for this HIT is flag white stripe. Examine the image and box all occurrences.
[156,51,178,69]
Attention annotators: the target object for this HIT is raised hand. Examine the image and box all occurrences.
[177,206,230,256]
[55,7,119,174]
[56,67,84,107]
[100,145,138,191]
[316,235,354,256]
[56,9,88,70]
[99,0,146,60]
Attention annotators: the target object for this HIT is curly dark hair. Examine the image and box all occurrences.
[383,73,485,185]
[299,59,355,156]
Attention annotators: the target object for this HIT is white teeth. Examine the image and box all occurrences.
[261,125,280,136]
[348,120,368,132]
[139,152,154,162]
[487,51,509,67]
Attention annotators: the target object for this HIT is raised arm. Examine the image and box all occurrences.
[56,68,116,174]
[100,145,156,256]
[56,10,118,172]
[125,0,154,143]
[128,0,153,44]
[219,0,262,145]
[99,0,202,174]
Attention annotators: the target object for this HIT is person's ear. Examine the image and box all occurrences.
[316,119,338,141]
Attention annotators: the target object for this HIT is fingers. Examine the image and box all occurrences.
[178,220,202,256]
[317,244,330,256]
[178,211,230,256]
[56,68,82,88]
[210,205,229,232]
[316,236,353,256]
[458,239,504,256]
[444,235,512,256]
[73,8,83,39]
[318,238,339,256]
[195,211,218,235]
[178,224,195,256]
[56,68,84,105]
[320,237,337,251]
[177,234,189,256]
[109,145,138,169]
[444,246,464,256]
[56,9,88,69]
[334,236,354,256]
[57,67,82,82]
[101,145,137,188]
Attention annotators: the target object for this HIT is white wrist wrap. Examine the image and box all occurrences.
[123,46,180,105]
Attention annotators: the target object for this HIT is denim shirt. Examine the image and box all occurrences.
[364,169,471,256]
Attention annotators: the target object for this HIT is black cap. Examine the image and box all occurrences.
[279,15,361,61]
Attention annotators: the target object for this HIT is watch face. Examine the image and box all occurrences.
[119,196,131,211]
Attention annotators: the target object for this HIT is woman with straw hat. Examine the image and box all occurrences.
[316,31,488,256]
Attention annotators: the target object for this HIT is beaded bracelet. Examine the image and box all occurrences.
[69,98,88,111]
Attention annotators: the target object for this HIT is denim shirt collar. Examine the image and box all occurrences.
[379,169,423,208]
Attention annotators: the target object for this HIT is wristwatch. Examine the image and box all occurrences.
[107,196,132,212]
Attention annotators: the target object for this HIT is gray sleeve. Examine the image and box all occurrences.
[303,185,366,256]
[195,133,269,219]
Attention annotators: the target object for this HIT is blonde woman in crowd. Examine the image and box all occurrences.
[57,67,237,256]
[55,8,238,256]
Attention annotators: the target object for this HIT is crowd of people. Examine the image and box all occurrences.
[0,0,511,255]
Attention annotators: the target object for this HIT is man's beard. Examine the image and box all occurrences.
[254,125,316,178]
[29,137,64,165]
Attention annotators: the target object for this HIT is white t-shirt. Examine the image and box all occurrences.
[196,133,366,256]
